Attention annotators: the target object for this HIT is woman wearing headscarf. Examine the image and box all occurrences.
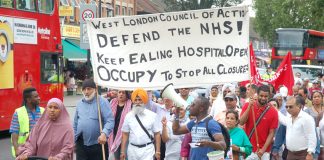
[108,90,132,159]
[16,98,74,160]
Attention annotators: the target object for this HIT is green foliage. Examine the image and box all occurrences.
[163,0,242,12]
[254,0,324,46]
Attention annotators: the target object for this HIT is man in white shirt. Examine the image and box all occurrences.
[120,88,161,160]
[278,96,316,160]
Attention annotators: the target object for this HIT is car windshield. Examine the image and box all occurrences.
[292,65,323,81]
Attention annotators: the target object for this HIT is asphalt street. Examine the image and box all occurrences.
[0,94,81,160]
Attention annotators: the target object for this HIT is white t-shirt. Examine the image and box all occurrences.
[122,109,161,145]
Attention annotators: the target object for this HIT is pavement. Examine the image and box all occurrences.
[64,93,83,107]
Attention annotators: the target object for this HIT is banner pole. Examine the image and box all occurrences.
[96,83,106,160]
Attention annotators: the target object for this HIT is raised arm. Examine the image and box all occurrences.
[172,109,189,135]
[239,99,255,126]
[161,117,170,143]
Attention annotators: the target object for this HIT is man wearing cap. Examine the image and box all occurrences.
[120,88,161,160]
[262,65,275,80]
[73,79,115,160]
[214,92,241,125]
[308,80,322,98]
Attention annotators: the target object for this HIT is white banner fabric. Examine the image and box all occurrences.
[87,6,250,90]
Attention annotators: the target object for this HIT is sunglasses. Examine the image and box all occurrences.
[224,98,234,102]
[285,105,294,109]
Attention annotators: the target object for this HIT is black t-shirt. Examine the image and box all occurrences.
[113,105,124,138]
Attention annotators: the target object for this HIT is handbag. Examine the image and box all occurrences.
[135,115,154,142]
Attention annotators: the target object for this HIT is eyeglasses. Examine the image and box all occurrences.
[224,98,234,102]
[286,105,294,109]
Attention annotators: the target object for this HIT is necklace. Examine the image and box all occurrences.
[313,105,323,114]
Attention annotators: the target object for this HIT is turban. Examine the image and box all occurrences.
[131,88,149,104]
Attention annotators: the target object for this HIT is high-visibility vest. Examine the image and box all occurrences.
[11,106,44,157]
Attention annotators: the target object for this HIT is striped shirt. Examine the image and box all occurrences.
[9,106,43,134]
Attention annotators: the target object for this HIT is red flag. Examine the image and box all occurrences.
[240,43,262,87]
[249,43,258,83]
[267,52,295,95]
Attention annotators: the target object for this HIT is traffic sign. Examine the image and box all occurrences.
[81,9,95,22]
[79,2,97,23]
[79,2,96,49]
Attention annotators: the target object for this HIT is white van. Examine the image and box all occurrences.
[292,65,324,81]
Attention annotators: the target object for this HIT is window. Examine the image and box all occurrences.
[115,5,120,15]
[0,0,13,8]
[17,0,36,11]
[60,0,69,6]
[41,54,63,83]
[38,0,53,14]
[106,9,113,17]
[122,6,126,15]
[128,7,133,15]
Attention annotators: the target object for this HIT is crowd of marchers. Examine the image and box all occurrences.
[9,72,324,160]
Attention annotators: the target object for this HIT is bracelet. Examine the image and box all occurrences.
[156,152,161,155]
[121,151,125,154]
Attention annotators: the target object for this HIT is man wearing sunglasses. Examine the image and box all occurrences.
[278,96,316,160]
[214,92,240,125]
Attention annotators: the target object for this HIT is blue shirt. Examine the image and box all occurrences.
[186,117,222,160]
[73,96,114,146]
[9,106,42,134]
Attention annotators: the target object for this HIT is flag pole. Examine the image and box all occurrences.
[248,43,260,158]
[96,83,106,160]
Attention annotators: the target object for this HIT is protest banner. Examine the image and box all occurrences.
[86,6,250,90]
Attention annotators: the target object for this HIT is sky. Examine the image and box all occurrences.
[238,0,255,17]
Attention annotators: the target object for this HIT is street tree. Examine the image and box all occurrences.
[254,0,324,46]
[163,0,242,12]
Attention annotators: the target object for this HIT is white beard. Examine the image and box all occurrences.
[132,104,145,115]
[83,91,96,101]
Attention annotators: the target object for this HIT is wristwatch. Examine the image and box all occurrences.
[308,151,313,155]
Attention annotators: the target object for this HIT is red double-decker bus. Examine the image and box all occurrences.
[271,28,324,67]
[0,0,63,131]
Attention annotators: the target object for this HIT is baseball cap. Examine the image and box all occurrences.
[312,80,320,84]
[224,92,236,99]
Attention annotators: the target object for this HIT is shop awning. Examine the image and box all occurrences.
[62,39,87,61]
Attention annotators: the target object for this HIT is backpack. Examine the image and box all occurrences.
[205,116,231,158]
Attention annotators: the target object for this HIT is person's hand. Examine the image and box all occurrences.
[161,117,167,127]
[174,107,180,117]
[231,144,240,152]
[249,96,255,107]
[120,152,126,160]
[306,153,313,160]
[271,152,280,160]
[155,152,161,160]
[197,141,211,147]
[48,156,59,160]
[16,154,28,160]
[257,149,265,159]
[98,132,107,145]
